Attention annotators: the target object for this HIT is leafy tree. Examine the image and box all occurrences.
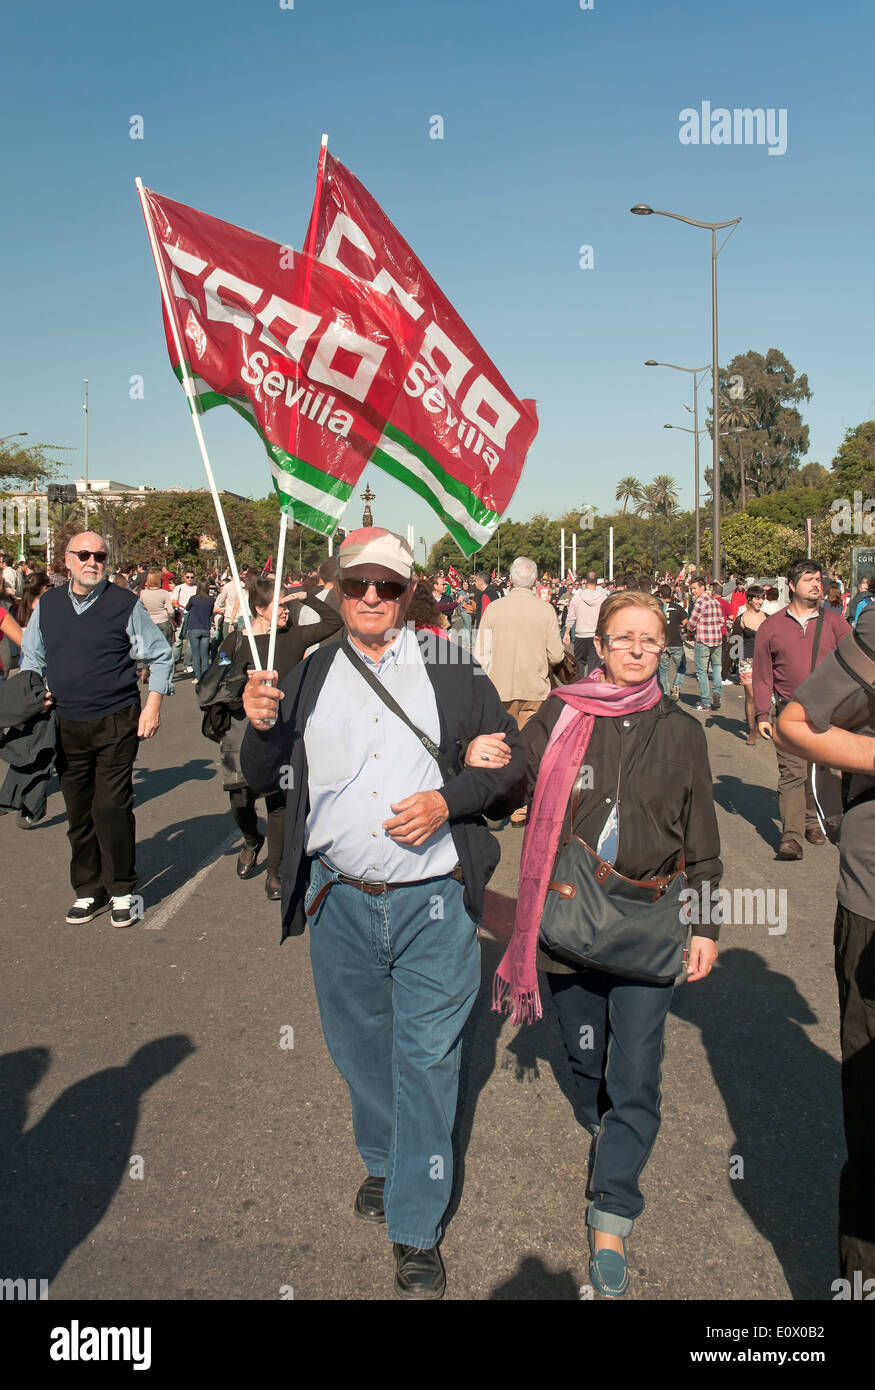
[0,440,69,489]
[706,349,811,504]
[701,513,805,575]
[615,477,643,515]
[797,461,830,489]
[829,421,875,499]
[746,485,833,530]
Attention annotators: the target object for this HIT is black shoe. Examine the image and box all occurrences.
[393,1243,446,1300]
[265,873,282,901]
[354,1175,386,1223]
[65,891,110,924]
[712,694,721,710]
[776,838,803,861]
[17,808,44,828]
[110,894,141,928]
[236,835,264,879]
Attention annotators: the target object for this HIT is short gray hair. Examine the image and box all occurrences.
[510,556,537,589]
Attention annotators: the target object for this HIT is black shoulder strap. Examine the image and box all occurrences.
[811,607,826,673]
[339,641,456,782]
[834,632,875,700]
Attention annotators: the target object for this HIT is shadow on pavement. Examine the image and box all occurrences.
[133,759,217,809]
[712,773,780,850]
[489,1254,581,1300]
[671,947,842,1300]
[136,813,231,908]
[0,1037,195,1289]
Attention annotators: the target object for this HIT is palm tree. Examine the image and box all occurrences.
[634,483,661,520]
[718,391,759,508]
[651,474,680,517]
[615,476,643,515]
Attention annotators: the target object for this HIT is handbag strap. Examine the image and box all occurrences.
[339,641,456,783]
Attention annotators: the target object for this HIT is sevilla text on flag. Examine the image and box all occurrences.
[308,154,538,556]
[140,188,419,536]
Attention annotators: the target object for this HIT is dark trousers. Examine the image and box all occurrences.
[229,787,285,874]
[834,903,875,1280]
[55,703,140,897]
[548,969,674,1236]
[573,635,597,675]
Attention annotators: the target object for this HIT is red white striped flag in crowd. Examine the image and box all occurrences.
[139,188,420,537]
[307,152,538,556]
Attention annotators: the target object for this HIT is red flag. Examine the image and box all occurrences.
[307,154,538,556]
[447,565,461,588]
[140,188,420,536]
[262,555,273,574]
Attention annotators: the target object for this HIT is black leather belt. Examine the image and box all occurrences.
[306,857,464,918]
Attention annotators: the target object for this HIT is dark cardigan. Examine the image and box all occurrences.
[240,635,527,941]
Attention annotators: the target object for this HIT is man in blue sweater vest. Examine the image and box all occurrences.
[20,532,173,927]
[240,527,526,1299]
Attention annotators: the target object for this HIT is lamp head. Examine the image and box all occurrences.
[644,360,658,367]
[630,204,654,215]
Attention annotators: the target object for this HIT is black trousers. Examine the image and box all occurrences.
[229,787,285,875]
[834,903,875,1280]
[55,703,140,897]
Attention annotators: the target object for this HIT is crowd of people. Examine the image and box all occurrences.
[1,532,873,1300]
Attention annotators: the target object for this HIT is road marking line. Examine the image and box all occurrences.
[143,828,239,932]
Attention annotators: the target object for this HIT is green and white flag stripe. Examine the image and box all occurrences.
[172,362,353,535]
[372,422,500,558]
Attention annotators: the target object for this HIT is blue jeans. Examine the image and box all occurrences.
[548,970,674,1236]
[694,641,722,707]
[658,645,684,695]
[306,855,481,1248]
[188,629,210,681]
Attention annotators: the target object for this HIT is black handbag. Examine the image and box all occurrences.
[538,770,689,984]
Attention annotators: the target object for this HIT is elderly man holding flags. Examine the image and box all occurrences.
[241,526,525,1299]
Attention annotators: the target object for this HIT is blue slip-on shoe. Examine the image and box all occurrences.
[588,1225,629,1298]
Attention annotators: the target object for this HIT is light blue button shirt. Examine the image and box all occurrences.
[304,626,458,882]
[20,579,175,696]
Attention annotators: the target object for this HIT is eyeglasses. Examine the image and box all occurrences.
[602,633,665,654]
[340,577,407,601]
[68,549,107,563]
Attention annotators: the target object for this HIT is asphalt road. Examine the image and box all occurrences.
[0,671,846,1301]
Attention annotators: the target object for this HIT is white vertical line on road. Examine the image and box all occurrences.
[143,828,240,932]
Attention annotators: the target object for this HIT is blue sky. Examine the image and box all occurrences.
[3,0,873,554]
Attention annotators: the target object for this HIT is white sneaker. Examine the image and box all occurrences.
[110,895,141,928]
[66,893,109,924]
[184,666,194,674]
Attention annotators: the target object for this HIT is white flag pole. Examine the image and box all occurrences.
[135,177,261,670]
[609,525,614,582]
[560,527,565,579]
[266,132,330,674]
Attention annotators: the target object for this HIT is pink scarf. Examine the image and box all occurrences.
[493,668,663,1024]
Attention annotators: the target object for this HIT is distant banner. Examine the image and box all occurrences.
[140,188,419,535]
[308,154,538,556]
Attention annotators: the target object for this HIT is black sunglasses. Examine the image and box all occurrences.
[69,549,107,563]
[340,577,408,601]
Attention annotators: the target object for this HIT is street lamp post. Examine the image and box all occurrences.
[420,535,427,568]
[632,206,741,581]
[0,432,28,447]
[665,424,746,570]
[646,361,709,570]
[83,378,89,530]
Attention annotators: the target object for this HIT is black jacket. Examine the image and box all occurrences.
[0,670,57,816]
[240,636,527,941]
[492,691,723,960]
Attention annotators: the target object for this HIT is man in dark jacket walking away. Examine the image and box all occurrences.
[240,527,525,1300]
[19,532,173,927]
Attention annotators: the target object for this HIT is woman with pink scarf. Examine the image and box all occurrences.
[468,591,722,1297]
